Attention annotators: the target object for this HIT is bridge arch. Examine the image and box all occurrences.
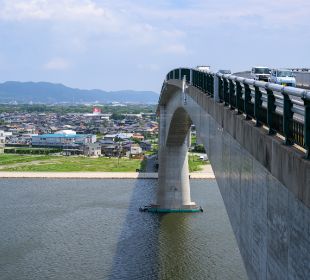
[165,107,192,146]
[152,84,216,212]
[150,71,310,279]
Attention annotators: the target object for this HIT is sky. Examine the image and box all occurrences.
[0,0,309,93]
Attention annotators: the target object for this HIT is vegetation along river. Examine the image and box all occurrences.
[0,179,247,280]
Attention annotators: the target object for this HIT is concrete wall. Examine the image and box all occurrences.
[160,80,310,279]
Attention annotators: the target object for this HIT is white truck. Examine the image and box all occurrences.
[269,69,296,87]
[196,65,211,72]
[251,66,271,81]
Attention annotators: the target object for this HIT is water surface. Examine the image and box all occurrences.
[0,179,247,279]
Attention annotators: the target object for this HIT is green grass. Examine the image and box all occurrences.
[0,154,142,172]
[0,154,53,165]
[0,153,208,173]
[191,134,197,146]
[188,155,209,172]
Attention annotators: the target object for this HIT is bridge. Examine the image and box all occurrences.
[148,68,310,279]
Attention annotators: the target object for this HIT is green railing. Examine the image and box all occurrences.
[164,67,310,159]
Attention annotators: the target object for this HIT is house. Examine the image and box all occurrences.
[116,133,133,140]
[62,146,83,156]
[127,144,143,159]
[132,133,144,141]
[101,144,118,157]
[103,134,117,142]
[84,143,101,157]
[99,139,115,146]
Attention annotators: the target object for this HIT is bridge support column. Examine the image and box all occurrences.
[148,133,200,213]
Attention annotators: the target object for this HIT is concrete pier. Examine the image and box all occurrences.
[155,138,199,211]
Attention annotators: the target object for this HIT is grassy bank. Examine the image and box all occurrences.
[0,154,142,172]
[188,155,209,172]
[0,154,208,172]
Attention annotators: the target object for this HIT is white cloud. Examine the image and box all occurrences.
[114,0,310,28]
[44,58,70,70]
[0,0,106,21]
[0,0,309,91]
[1,0,309,28]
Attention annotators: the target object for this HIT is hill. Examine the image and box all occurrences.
[0,81,159,104]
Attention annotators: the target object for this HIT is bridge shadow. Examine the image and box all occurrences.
[108,178,161,280]
[108,177,204,280]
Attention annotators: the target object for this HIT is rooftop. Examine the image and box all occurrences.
[33,133,93,138]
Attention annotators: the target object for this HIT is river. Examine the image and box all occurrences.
[0,179,247,280]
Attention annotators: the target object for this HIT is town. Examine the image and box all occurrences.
[0,104,161,171]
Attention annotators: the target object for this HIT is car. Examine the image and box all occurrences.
[269,69,296,87]
[251,66,271,81]
[218,69,231,75]
[199,154,208,161]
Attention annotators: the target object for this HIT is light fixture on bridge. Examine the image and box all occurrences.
[182,75,188,105]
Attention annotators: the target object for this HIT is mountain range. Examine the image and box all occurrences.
[0,81,159,104]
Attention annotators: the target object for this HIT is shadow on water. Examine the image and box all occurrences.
[108,177,161,280]
[108,175,203,280]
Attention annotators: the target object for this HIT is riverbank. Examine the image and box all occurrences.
[0,171,215,179]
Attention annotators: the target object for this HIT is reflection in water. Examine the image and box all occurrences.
[0,179,247,280]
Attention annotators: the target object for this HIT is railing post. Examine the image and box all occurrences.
[266,88,276,135]
[179,68,181,80]
[197,71,200,88]
[210,75,214,97]
[244,84,252,120]
[254,86,263,126]
[223,78,229,106]
[214,75,219,102]
[302,98,310,159]
[229,80,235,109]
[203,73,206,93]
[206,74,211,95]
[282,92,294,145]
[190,69,193,85]
[235,81,242,114]
[219,78,223,102]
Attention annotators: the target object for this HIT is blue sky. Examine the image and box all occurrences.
[0,0,309,93]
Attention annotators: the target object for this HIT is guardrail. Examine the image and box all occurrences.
[164,68,310,159]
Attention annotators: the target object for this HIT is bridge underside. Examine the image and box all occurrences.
[155,80,310,279]
[148,107,201,212]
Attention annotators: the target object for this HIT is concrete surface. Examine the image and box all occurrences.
[158,79,310,279]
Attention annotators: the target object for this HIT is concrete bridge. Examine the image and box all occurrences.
[149,68,310,279]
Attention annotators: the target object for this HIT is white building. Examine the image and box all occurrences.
[55,130,76,135]
[126,144,143,158]
[83,143,101,157]
[32,133,96,148]
[130,144,142,155]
